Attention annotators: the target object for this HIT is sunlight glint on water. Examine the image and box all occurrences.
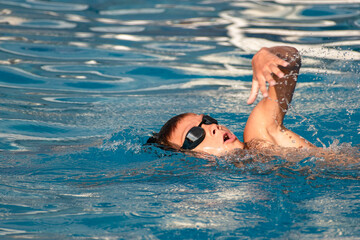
[0,0,359,239]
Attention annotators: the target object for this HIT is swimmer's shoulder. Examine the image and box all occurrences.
[245,139,278,151]
[244,138,314,162]
[244,139,359,165]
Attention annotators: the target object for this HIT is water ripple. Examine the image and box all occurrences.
[145,42,215,52]
[90,26,145,33]
[100,8,165,15]
[0,42,162,61]
[0,0,88,11]
[0,0,359,238]
[18,19,76,29]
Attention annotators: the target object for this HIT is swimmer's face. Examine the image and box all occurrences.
[168,113,244,156]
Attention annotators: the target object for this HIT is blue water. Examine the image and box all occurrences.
[0,0,359,239]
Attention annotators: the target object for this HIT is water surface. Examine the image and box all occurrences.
[0,0,359,239]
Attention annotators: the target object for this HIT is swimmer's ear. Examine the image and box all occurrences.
[145,132,180,152]
[146,132,159,144]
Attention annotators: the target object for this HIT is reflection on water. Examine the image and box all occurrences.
[0,0,359,238]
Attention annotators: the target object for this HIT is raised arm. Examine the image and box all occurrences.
[244,46,314,149]
[247,47,290,105]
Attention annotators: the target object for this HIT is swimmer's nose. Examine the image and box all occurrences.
[206,124,219,137]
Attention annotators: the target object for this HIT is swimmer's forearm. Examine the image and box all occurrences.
[268,46,301,111]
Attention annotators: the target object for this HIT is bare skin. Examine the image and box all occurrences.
[159,46,359,164]
[168,46,314,156]
[244,46,314,149]
[168,113,244,156]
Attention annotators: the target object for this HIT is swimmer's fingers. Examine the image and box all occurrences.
[264,67,277,87]
[251,66,271,103]
[274,56,289,68]
[257,73,269,98]
[257,62,278,89]
[248,47,290,104]
[270,55,289,77]
[268,63,285,82]
[266,57,289,85]
[247,78,259,105]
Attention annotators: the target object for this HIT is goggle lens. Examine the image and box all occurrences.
[181,115,218,150]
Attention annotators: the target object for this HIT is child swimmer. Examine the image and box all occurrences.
[147,46,317,157]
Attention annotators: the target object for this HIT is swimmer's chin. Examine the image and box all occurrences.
[195,146,243,157]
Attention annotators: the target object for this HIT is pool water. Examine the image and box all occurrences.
[0,0,359,239]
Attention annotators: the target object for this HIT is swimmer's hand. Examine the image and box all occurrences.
[247,47,290,105]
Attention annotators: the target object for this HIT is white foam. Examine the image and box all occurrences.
[90,26,145,33]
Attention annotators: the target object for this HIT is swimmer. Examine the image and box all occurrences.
[147,46,315,156]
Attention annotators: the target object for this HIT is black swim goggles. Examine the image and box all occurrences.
[181,115,218,150]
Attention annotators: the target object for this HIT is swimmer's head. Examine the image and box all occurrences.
[147,113,244,156]
[147,113,190,149]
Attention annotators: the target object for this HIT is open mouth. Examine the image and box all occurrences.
[223,131,237,144]
[223,132,230,143]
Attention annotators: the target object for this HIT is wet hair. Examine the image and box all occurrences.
[146,113,190,149]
